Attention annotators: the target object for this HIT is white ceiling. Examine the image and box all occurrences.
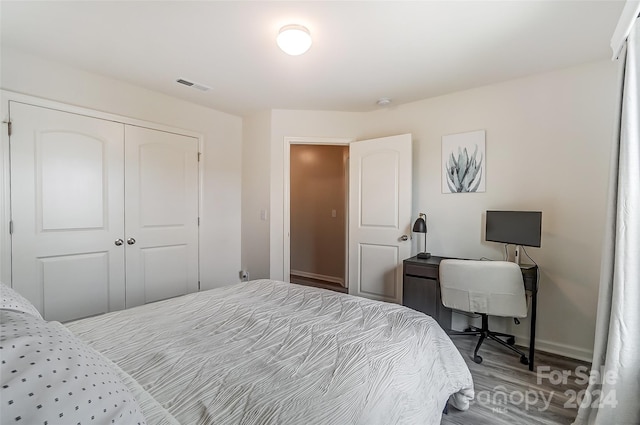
[1,1,625,117]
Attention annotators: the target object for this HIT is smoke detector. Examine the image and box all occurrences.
[176,78,211,92]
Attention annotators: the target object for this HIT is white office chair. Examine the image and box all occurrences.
[439,259,529,365]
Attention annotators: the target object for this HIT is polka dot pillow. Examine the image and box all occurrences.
[0,282,42,319]
[0,310,146,425]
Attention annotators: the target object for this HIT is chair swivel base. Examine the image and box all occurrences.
[449,314,529,365]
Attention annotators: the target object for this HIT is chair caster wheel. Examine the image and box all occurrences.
[520,355,529,365]
[507,336,515,345]
[464,327,473,332]
[473,355,483,364]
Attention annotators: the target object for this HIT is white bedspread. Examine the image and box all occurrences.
[66,279,474,425]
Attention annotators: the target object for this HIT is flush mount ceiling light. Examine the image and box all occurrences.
[277,24,312,56]
[377,98,392,106]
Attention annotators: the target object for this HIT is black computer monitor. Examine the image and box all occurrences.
[485,210,542,247]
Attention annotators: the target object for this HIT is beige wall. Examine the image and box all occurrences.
[241,110,271,280]
[262,60,619,360]
[290,145,348,282]
[1,48,243,289]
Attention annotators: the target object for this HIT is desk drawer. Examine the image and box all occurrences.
[404,263,438,279]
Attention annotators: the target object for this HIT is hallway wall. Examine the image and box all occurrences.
[290,145,348,284]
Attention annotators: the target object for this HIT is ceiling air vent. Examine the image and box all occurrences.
[176,78,194,87]
[176,78,211,92]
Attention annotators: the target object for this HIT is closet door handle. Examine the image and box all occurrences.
[114,239,124,246]
[127,238,136,245]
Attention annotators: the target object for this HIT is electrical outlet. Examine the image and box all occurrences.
[239,270,249,281]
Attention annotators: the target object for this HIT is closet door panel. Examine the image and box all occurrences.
[10,102,125,320]
[124,125,199,307]
[40,133,105,230]
[140,245,189,304]
[40,252,110,322]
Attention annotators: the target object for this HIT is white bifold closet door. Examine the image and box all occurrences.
[10,103,126,322]
[9,102,199,322]
[123,125,199,307]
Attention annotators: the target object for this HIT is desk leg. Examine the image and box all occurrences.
[529,288,537,371]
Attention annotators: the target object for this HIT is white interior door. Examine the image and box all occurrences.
[348,134,412,303]
[124,125,199,307]
[10,102,125,321]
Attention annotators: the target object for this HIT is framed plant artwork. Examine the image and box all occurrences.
[442,130,486,193]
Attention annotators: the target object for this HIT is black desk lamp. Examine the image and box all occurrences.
[413,213,431,259]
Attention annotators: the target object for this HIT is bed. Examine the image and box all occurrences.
[1,279,474,424]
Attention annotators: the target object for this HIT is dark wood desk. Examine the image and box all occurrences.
[402,255,539,371]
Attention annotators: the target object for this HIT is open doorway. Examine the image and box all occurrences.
[289,144,349,293]
[284,134,412,303]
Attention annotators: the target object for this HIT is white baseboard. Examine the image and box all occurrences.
[516,336,593,363]
[290,269,345,286]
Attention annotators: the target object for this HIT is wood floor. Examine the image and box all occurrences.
[290,274,348,293]
[443,336,590,425]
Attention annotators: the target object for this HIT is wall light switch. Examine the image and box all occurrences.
[260,209,268,221]
[331,209,337,218]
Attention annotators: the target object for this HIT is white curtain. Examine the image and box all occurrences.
[573,17,640,425]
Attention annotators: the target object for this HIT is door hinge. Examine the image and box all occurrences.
[9,220,13,235]
[198,152,201,162]
[197,217,200,226]
[198,281,201,291]
[3,121,11,137]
